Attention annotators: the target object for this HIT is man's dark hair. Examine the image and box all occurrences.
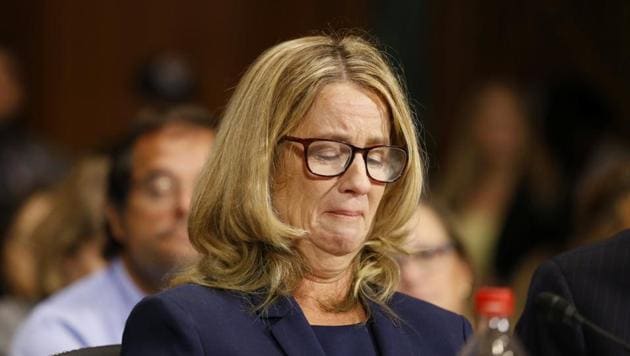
[104,105,220,258]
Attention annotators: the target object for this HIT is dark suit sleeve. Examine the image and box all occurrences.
[121,295,204,356]
[515,259,586,356]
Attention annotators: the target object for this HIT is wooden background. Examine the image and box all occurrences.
[1,0,628,155]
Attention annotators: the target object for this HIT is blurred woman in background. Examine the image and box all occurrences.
[435,80,566,285]
[0,156,108,354]
[397,201,474,320]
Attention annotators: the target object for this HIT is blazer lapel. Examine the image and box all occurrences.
[259,295,421,356]
[369,301,418,356]
[262,296,326,356]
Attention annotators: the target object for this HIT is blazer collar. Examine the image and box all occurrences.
[367,299,418,356]
[257,295,418,356]
[263,295,326,356]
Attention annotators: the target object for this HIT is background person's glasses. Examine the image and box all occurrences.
[281,136,407,183]
[397,242,456,271]
[131,170,182,211]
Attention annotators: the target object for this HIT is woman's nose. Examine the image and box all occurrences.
[338,153,372,195]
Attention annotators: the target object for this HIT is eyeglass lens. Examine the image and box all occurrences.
[134,171,181,210]
[306,141,406,182]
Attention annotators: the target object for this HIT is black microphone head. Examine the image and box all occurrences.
[535,292,582,327]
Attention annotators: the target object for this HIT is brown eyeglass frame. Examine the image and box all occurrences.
[281,135,408,183]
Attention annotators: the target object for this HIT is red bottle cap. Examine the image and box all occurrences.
[474,287,514,317]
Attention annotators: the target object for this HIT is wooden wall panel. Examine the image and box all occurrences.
[427,0,630,152]
[2,1,627,154]
[3,1,368,151]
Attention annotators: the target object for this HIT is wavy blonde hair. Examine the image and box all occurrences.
[175,33,424,313]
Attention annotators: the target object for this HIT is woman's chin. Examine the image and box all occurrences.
[300,224,368,260]
[319,234,366,258]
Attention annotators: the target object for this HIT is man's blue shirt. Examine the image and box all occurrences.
[10,258,144,356]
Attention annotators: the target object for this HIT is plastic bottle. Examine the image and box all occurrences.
[458,287,528,356]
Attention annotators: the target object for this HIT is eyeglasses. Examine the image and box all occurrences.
[397,242,455,271]
[281,136,407,183]
[131,170,182,211]
[409,243,455,261]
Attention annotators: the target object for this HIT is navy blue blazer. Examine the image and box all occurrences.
[121,284,472,355]
[516,229,630,355]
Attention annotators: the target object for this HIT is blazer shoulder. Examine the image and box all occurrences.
[551,229,630,273]
[389,292,472,341]
[151,284,253,317]
[557,229,630,260]
[390,292,466,323]
[123,285,263,355]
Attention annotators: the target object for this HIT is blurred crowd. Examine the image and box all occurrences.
[0,41,628,355]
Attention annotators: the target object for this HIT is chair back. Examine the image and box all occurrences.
[54,344,121,356]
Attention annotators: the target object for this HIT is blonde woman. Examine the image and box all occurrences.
[122,34,472,356]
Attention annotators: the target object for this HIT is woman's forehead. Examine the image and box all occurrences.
[292,82,391,143]
[407,206,450,245]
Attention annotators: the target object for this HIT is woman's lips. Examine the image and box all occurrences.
[326,210,363,218]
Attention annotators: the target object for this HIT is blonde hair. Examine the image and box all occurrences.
[176,34,423,312]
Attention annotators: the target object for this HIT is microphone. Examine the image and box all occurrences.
[535,292,630,352]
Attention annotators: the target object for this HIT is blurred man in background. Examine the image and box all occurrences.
[516,228,630,355]
[10,106,218,356]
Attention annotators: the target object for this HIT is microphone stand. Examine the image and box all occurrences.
[536,292,630,352]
